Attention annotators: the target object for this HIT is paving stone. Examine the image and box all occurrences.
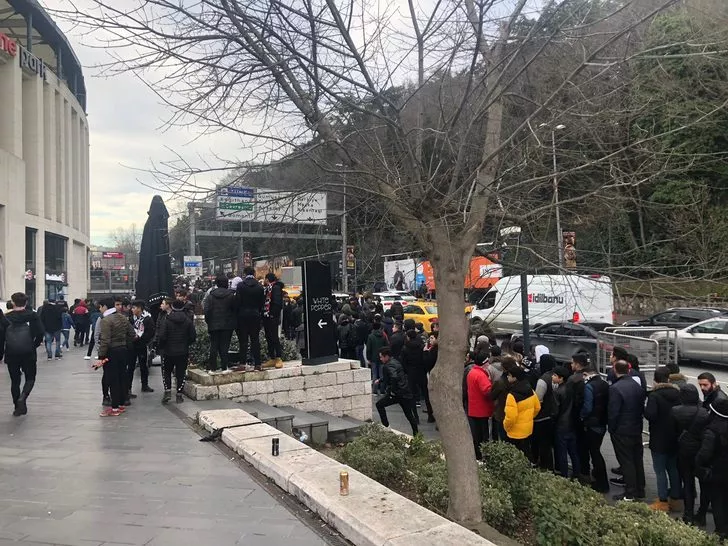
[0,347,330,546]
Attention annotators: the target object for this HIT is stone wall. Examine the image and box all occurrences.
[184,359,373,421]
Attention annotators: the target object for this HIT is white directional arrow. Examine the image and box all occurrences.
[317,319,328,329]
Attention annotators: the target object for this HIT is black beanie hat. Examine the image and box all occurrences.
[553,366,570,379]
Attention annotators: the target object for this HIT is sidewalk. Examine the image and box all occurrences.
[0,345,333,546]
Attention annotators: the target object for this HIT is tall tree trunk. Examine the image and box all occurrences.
[428,247,481,525]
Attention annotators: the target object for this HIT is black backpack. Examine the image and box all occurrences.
[5,319,33,355]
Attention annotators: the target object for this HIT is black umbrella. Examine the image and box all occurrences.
[136,195,173,314]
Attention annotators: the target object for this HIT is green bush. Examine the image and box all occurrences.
[338,424,409,488]
[480,440,534,512]
[478,468,516,533]
[189,320,300,366]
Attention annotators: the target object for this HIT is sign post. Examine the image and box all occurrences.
[183,255,203,278]
[302,261,338,365]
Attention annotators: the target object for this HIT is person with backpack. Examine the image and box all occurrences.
[0,293,44,416]
[672,384,711,525]
[552,366,581,478]
[157,300,196,403]
[337,316,357,360]
[203,275,236,372]
[580,365,610,493]
[235,267,265,370]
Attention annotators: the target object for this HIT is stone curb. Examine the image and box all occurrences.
[197,409,497,546]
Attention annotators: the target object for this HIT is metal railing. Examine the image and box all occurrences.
[596,327,678,376]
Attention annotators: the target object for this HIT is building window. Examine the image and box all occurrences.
[45,232,67,300]
[25,228,37,308]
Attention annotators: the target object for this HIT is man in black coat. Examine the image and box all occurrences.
[40,299,64,360]
[696,397,728,539]
[203,274,236,372]
[698,372,728,409]
[673,384,711,525]
[644,366,682,511]
[157,300,196,403]
[608,359,646,502]
[375,347,418,435]
[262,273,285,369]
[389,322,405,360]
[235,267,265,370]
[129,300,156,395]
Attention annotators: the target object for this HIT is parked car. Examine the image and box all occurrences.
[403,302,438,328]
[512,321,613,364]
[623,307,728,329]
[373,292,417,311]
[651,317,728,365]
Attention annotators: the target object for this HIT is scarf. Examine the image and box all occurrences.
[264,284,272,318]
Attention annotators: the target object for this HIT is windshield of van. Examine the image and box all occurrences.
[479,290,497,309]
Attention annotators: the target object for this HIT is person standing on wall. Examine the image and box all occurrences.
[128,300,156,396]
[157,299,196,403]
[203,274,236,372]
[235,266,265,371]
[97,296,136,417]
[262,273,285,369]
[0,293,44,416]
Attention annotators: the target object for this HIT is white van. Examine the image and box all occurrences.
[470,275,613,334]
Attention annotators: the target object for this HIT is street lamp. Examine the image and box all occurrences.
[335,163,348,293]
[539,123,566,268]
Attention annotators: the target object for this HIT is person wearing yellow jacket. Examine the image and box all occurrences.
[504,366,541,459]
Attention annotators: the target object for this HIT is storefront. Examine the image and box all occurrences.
[45,232,67,300]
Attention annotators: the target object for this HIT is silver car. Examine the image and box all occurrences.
[651,317,728,365]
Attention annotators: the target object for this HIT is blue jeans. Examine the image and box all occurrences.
[45,331,62,358]
[652,451,681,501]
[61,329,70,349]
[555,430,581,478]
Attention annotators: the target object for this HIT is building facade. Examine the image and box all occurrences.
[0,0,89,307]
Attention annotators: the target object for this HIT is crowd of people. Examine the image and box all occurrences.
[460,338,728,537]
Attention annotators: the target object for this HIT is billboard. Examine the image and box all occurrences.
[216,186,327,225]
[384,259,417,291]
[102,251,125,259]
[414,256,502,291]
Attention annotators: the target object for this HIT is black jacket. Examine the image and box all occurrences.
[0,309,44,360]
[554,382,576,433]
[130,313,156,351]
[264,280,285,320]
[702,386,728,410]
[354,318,370,346]
[608,374,645,436]
[581,373,609,431]
[400,338,424,374]
[389,331,406,359]
[157,309,196,357]
[236,277,265,320]
[382,357,412,399]
[204,287,236,331]
[673,386,711,459]
[696,400,728,483]
[644,383,681,453]
[534,370,557,422]
[423,346,438,373]
[283,302,295,331]
[390,302,404,322]
[381,316,395,339]
[40,301,64,333]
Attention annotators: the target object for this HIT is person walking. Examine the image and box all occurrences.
[72,299,91,347]
[235,267,265,370]
[354,313,370,369]
[203,274,236,372]
[0,293,44,416]
[466,351,494,459]
[696,397,728,539]
[85,303,102,360]
[644,366,682,512]
[580,365,610,493]
[503,366,541,459]
[40,298,64,360]
[129,300,156,396]
[97,297,136,417]
[336,316,358,360]
[375,347,418,435]
[552,366,581,478]
[157,300,196,403]
[673,384,711,525]
[61,310,73,350]
[366,321,388,395]
[262,273,285,369]
[608,360,646,501]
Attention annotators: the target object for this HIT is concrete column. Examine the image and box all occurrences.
[72,111,80,230]
[43,85,56,221]
[55,92,66,226]
[35,228,45,301]
[22,76,44,217]
[83,123,90,237]
[64,99,72,227]
[0,59,23,157]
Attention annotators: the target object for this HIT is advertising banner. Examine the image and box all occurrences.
[384,259,416,292]
[302,261,338,365]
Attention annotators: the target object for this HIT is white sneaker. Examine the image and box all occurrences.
[84,356,91,360]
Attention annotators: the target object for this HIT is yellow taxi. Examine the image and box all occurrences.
[403,301,439,328]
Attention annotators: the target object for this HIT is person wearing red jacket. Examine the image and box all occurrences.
[466,352,494,460]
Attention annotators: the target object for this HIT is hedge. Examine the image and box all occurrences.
[337,425,721,546]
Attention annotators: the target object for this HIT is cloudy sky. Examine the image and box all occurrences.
[50,3,253,246]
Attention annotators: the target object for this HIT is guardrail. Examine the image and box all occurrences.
[597,327,678,376]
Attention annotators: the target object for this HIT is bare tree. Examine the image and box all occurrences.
[110,224,142,269]
[56,0,700,524]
